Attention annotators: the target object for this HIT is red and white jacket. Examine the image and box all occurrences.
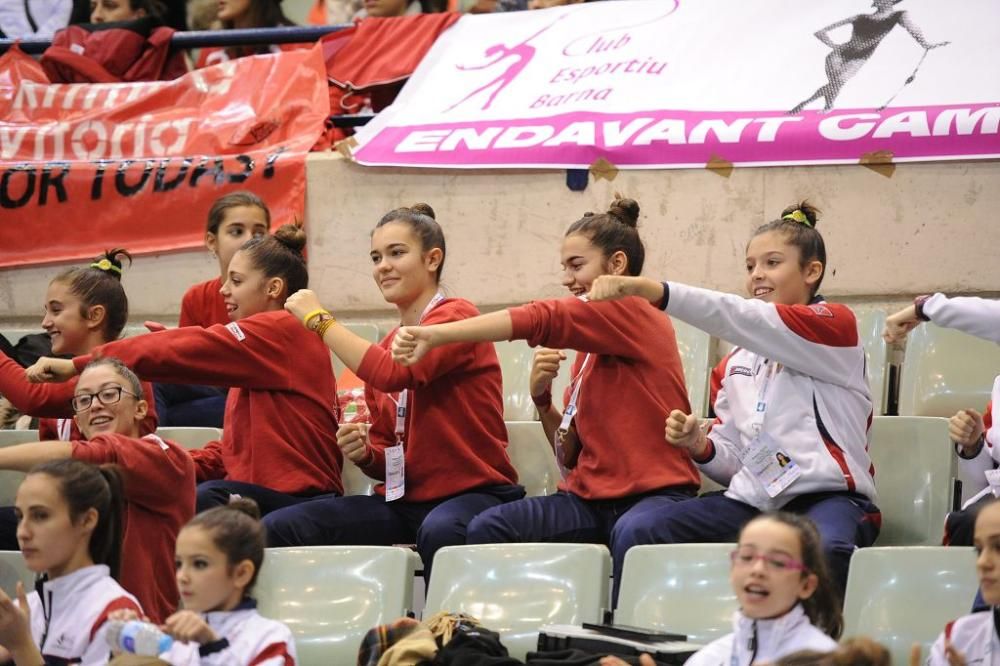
[928,610,1000,666]
[28,564,141,666]
[159,599,296,665]
[663,282,875,511]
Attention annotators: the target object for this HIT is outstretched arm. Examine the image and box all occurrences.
[456,50,507,71]
[899,12,949,49]
[285,290,372,373]
[392,310,513,365]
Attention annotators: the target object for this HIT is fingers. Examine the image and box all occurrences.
[908,643,921,666]
[143,321,167,333]
[944,638,967,666]
[14,583,26,617]
[336,423,370,462]
[664,410,694,444]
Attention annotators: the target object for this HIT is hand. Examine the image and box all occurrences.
[600,655,655,666]
[883,305,922,343]
[0,583,33,653]
[108,608,145,623]
[143,321,168,333]
[530,348,566,399]
[665,410,708,457]
[928,41,950,49]
[391,326,439,366]
[950,409,985,453]
[588,276,662,303]
[943,638,967,666]
[284,289,325,327]
[25,357,78,383]
[162,610,219,645]
[336,423,372,464]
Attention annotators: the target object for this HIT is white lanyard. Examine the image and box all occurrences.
[554,353,592,476]
[750,358,780,435]
[385,291,445,501]
[57,418,72,441]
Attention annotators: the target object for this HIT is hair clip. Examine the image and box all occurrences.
[90,258,123,275]
[782,210,812,227]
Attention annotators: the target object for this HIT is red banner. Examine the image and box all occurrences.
[0,44,330,268]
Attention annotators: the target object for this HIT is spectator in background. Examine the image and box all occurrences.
[195,0,296,67]
[496,0,582,11]
[354,0,423,19]
[306,0,362,25]
[0,0,87,38]
[186,0,218,29]
[90,0,167,23]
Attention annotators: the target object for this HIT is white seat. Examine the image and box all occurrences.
[505,421,560,497]
[154,427,222,451]
[332,323,382,379]
[0,431,37,506]
[857,310,891,415]
[843,546,978,666]
[672,318,712,416]
[256,546,418,666]
[615,543,736,645]
[869,416,957,546]
[424,543,611,660]
[341,456,378,496]
[898,323,1000,417]
[0,551,34,597]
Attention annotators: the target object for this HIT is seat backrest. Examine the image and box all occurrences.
[424,543,611,661]
[504,421,560,497]
[341,456,378,496]
[856,309,890,415]
[256,546,418,666]
[672,318,712,415]
[869,416,956,546]
[331,323,382,379]
[615,543,736,645]
[0,431,38,506]
[155,427,222,451]
[843,546,978,666]
[0,551,34,598]
[898,323,1000,417]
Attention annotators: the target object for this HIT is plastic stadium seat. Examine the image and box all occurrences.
[155,427,222,450]
[898,322,1000,417]
[857,310,890,415]
[496,340,568,421]
[505,421,560,497]
[424,543,611,660]
[869,416,956,546]
[341,456,378,496]
[0,551,34,597]
[843,546,978,666]
[615,544,735,645]
[672,318,712,416]
[256,546,419,666]
[0,431,37,506]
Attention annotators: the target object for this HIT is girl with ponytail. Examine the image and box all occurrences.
[27,225,342,516]
[389,196,698,596]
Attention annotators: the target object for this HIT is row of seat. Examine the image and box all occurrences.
[0,415,959,547]
[0,543,972,665]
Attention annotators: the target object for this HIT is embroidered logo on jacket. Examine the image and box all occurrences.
[808,304,834,317]
[729,365,753,377]
[226,322,246,341]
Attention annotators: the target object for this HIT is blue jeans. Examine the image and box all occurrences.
[196,480,334,516]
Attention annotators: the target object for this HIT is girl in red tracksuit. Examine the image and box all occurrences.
[265,203,522,579]
[389,197,698,596]
[28,225,342,516]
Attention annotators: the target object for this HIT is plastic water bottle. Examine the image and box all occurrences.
[106,619,173,656]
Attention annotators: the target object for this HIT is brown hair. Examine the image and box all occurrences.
[81,357,144,401]
[27,459,125,580]
[749,201,827,296]
[740,512,843,639]
[565,195,645,275]
[128,0,167,19]
[239,223,308,299]
[52,249,132,342]
[374,203,446,282]
[186,498,265,593]
[206,191,271,235]
[772,637,890,666]
[222,0,295,57]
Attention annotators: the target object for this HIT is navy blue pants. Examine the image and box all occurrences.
[611,490,881,602]
[196,480,334,516]
[154,383,226,428]
[263,484,525,581]
[465,487,697,601]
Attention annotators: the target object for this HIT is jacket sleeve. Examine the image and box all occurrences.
[664,282,864,388]
[83,596,143,666]
[190,441,227,481]
[923,294,1000,345]
[0,353,75,417]
[202,621,296,666]
[508,296,656,359]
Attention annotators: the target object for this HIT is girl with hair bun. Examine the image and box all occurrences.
[585,202,879,597]
[269,203,522,578]
[27,225,342,516]
[389,196,697,596]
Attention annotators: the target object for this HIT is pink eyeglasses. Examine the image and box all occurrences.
[730,548,809,573]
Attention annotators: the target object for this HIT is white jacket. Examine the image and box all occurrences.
[684,604,837,665]
[665,282,875,510]
[159,599,297,665]
[928,610,1000,665]
[28,564,141,666]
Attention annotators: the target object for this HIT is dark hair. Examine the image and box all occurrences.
[206,191,271,236]
[374,203,447,282]
[740,512,843,639]
[81,357,144,401]
[240,223,308,299]
[28,459,125,580]
[565,195,644,276]
[52,249,132,342]
[222,0,295,57]
[186,498,265,593]
[128,0,167,19]
[749,201,827,296]
[773,638,890,666]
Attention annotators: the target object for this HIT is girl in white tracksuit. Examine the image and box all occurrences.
[885,294,1000,546]
[590,202,879,595]
[156,499,296,665]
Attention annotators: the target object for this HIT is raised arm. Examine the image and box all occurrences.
[899,11,948,50]
[0,354,75,418]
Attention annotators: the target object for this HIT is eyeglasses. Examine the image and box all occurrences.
[70,386,138,413]
[730,548,809,573]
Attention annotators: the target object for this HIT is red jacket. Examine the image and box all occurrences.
[179,278,230,329]
[74,310,342,495]
[0,353,157,440]
[508,296,699,499]
[355,298,517,502]
[72,432,196,624]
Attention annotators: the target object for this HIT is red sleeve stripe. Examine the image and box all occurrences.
[774,304,859,347]
[90,596,142,641]
[813,398,856,492]
[249,641,295,665]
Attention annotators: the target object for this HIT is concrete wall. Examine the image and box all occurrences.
[1,153,998,329]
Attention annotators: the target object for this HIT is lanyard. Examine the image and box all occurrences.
[392,291,445,444]
[751,358,780,435]
[555,353,592,450]
[57,418,71,441]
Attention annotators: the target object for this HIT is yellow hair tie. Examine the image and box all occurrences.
[782,210,812,227]
[90,259,122,274]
